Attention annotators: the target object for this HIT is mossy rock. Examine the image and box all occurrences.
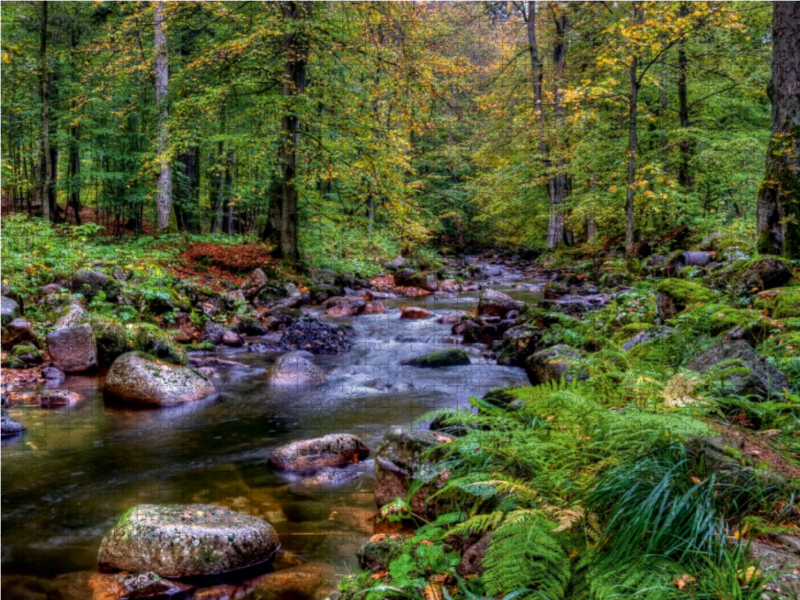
[772,289,800,319]
[184,340,216,352]
[356,537,404,572]
[131,324,188,365]
[401,349,470,368]
[706,305,777,344]
[1,355,26,369]
[613,322,656,343]
[97,504,279,578]
[656,279,716,320]
[91,320,131,367]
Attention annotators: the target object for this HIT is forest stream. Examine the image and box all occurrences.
[1,261,539,599]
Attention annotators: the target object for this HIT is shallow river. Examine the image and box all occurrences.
[1,275,542,599]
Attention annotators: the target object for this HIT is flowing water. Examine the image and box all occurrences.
[1,271,543,599]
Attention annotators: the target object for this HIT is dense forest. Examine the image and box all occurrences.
[2,2,800,600]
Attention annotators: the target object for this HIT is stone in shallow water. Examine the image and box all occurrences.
[268,433,370,472]
[104,352,215,406]
[97,504,280,578]
[1,409,24,438]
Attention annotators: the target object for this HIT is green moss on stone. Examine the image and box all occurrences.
[656,279,716,306]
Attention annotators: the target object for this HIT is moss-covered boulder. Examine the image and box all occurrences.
[5,344,43,367]
[268,433,370,472]
[524,344,584,385]
[97,504,280,578]
[374,427,452,517]
[356,535,404,572]
[685,340,788,400]
[91,320,130,367]
[613,322,656,344]
[739,257,793,291]
[104,352,215,406]
[707,306,777,345]
[131,324,188,365]
[655,279,716,320]
[401,349,470,368]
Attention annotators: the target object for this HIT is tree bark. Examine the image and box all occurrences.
[276,1,309,261]
[756,1,800,258]
[546,9,569,250]
[677,2,692,189]
[39,1,51,222]
[261,175,283,244]
[625,7,643,258]
[154,2,172,232]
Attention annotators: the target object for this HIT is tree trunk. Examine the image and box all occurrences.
[756,1,800,258]
[39,1,51,222]
[261,175,282,244]
[48,145,59,222]
[154,1,172,232]
[546,9,569,250]
[677,2,692,189]
[176,149,199,232]
[276,1,309,262]
[625,24,641,258]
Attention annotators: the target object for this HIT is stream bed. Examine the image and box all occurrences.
[1,273,542,599]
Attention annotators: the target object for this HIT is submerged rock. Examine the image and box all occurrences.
[1,409,24,437]
[400,306,432,320]
[104,352,215,406]
[685,339,787,400]
[401,349,470,368]
[268,433,370,472]
[267,351,326,386]
[33,389,82,408]
[97,504,280,578]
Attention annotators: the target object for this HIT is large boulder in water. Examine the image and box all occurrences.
[268,433,370,472]
[267,351,326,386]
[524,344,584,385]
[477,288,521,318]
[46,303,98,373]
[374,427,452,517]
[685,340,787,400]
[401,349,470,368]
[104,352,215,406]
[394,270,438,292]
[281,318,352,354]
[97,504,280,578]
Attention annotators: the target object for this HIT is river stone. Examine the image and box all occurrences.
[46,303,98,373]
[400,307,432,319]
[268,433,370,472]
[267,351,326,386]
[374,427,452,517]
[241,268,269,300]
[1,318,35,349]
[221,330,244,347]
[97,504,280,578]
[477,288,520,318]
[281,318,352,355]
[685,339,788,400]
[1,409,25,437]
[401,349,470,368]
[325,296,366,317]
[524,344,583,385]
[1,296,20,327]
[357,535,404,572]
[104,352,215,406]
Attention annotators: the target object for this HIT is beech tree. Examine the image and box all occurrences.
[756,1,800,259]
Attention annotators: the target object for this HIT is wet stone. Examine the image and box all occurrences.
[97,504,280,578]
